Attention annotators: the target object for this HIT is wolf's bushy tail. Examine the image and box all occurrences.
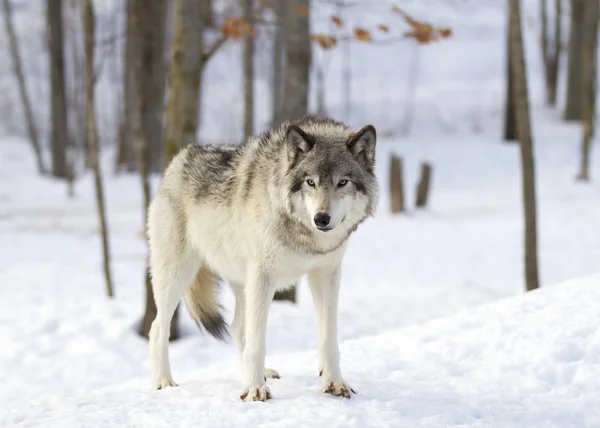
[184,266,229,341]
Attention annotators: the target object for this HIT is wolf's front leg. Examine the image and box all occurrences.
[240,266,275,402]
[308,265,355,399]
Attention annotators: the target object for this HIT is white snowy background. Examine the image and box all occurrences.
[1,0,599,426]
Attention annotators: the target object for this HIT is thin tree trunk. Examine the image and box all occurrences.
[565,0,585,120]
[271,0,284,127]
[504,8,517,142]
[83,0,114,298]
[2,0,45,174]
[243,0,254,140]
[117,0,137,172]
[67,0,88,169]
[509,0,540,292]
[576,0,599,181]
[275,0,311,303]
[541,0,562,105]
[47,0,70,178]
[548,0,561,105]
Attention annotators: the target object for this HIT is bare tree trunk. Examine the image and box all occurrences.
[275,0,311,303]
[117,0,138,172]
[504,9,517,142]
[540,0,562,105]
[389,155,405,213]
[282,0,311,121]
[66,0,88,169]
[83,0,114,298]
[271,0,284,127]
[509,0,540,292]
[549,0,562,105]
[243,0,254,140]
[565,0,585,120]
[576,0,599,181]
[140,0,168,173]
[2,0,45,174]
[163,0,206,164]
[47,0,70,179]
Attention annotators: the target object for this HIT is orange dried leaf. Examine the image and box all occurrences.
[378,24,390,33]
[354,27,372,42]
[438,27,452,38]
[331,15,343,28]
[310,33,337,50]
[220,17,254,40]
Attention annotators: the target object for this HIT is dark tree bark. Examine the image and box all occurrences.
[564,0,585,120]
[389,155,405,213]
[415,163,432,208]
[83,0,114,298]
[274,0,311,303]
[2,0,45,174]
[504,9,517,142]
[117,0,167,173]
[47,0,70,178]
[576,0,599,181]
[540,0,562,105]
[271,0,284,127]
[140,0,168,173]
[116,0,137,172]
[509,0,540,292]
[163,0,206,164]
[243,0,254,140]
[281,0,311,122]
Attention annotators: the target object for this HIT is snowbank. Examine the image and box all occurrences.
[4,276,600,427]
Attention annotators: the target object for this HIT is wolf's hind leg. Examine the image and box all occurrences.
[149,249,199,390]
[147,198,200,390]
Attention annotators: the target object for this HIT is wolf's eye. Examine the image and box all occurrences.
[338,179,348,188]
[306,179,315,187]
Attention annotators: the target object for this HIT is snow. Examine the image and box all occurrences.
[2,0,600,426]
[4,266,600,427]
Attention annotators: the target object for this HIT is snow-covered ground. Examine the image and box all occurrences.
[2,0,600,426]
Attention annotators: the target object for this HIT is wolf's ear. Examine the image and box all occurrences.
[286,125,314,167]
[347,125,376,172]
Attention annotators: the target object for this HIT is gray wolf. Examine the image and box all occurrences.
[147,116,378,401]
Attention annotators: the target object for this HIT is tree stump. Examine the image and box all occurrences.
[389,154,405,213]
[415,162,432,208]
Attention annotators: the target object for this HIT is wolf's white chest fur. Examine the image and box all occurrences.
[186,204,345,288]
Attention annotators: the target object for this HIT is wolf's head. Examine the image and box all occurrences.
[284,118,379,235]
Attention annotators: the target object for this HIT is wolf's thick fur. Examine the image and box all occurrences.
[147,116,378,401]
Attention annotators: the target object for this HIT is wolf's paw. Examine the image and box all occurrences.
[240,385,271,402]
[265,368,281,380]
[322,380,355,399]
[153,378,178,390]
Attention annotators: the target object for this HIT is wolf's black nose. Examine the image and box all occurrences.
[314,212,331,228]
